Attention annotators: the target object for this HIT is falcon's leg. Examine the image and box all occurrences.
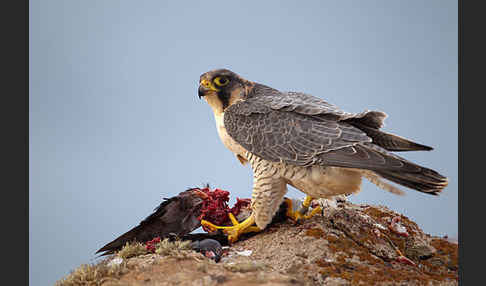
[285,196,322,222]
[201,213,260,243]
[201,165,289,243]
[251,174,288,229]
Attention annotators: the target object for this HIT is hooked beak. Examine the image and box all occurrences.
[198,85,207,99]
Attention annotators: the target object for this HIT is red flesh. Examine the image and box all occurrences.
[196,187,252,230]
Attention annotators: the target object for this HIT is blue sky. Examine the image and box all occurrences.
[30,1,457,285]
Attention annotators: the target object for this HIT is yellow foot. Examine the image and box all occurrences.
[201,213,261,243]
[285,196,322,222]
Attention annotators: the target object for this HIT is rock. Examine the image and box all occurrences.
[223,261,267,272]
[56,201,458,286]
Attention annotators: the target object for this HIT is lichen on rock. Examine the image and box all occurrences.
[57,199,458,286]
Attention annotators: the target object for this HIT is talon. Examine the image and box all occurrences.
[302,196,313,208]
[285,196,321,222]
[201,219,223,232]
[306,206,322,219]
[242,226,261,234]
[201,213,261,243]
[228,213,239,226]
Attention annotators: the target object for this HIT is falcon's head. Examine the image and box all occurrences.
[198,69,253,113]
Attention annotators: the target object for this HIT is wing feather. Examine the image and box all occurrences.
[223,84,446,194]
[224,97,373,167]
[224,87,425,172]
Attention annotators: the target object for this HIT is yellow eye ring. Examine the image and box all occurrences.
[213,76,229,87]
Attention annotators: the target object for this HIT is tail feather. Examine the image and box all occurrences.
[374,166,448,195]
[353,123,433,152]
[96,225,146,256]
[344,113,433,152]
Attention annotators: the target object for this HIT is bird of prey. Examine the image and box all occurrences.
[197,68,448,243]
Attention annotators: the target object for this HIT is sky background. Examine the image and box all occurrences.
[29,1,457,285]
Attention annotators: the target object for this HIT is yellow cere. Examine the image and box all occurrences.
[200,79,219,91]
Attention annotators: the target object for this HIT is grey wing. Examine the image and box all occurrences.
[245,87,382,120]
[224,97,421,172]
[246,88,431,152]
[242,86,357,118]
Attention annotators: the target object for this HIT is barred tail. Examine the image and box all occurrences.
[374,165,448,195]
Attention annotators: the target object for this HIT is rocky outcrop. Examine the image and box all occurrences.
[56,200,458,286]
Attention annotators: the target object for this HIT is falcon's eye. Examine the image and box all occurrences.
[213,76,229,87]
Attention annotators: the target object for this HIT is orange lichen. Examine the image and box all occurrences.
[324,233,357,254]
[430,238,458,268]
[316,251,458,285]
[417,238,458,280]
[314,207,459,285]
[304,228,324,239]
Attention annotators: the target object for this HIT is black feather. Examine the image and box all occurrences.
[96,189,204,256]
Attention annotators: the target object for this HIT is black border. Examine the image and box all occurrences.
[9,0,476,285]
[459,0,485,284]
[3,0,28,285]
[458,0,462,283]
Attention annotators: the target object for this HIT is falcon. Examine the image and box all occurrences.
[197,69,448,243]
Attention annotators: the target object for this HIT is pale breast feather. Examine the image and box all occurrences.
[214,111,248,156]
